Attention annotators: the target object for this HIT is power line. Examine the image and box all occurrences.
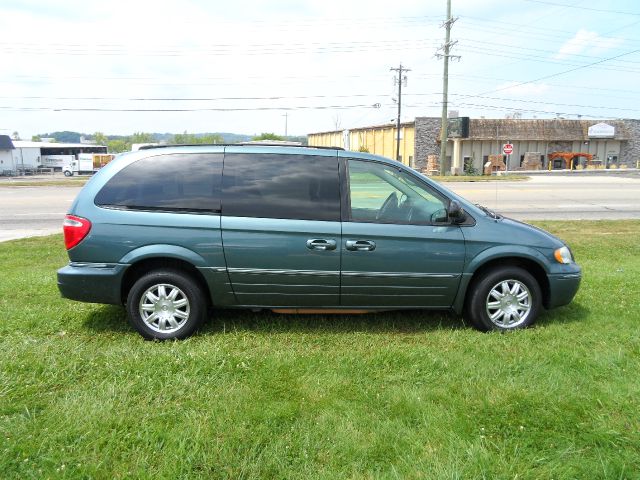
[469,48,640,98]
[521,0,640,16]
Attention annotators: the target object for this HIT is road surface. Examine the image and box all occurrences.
[0,175,638,242]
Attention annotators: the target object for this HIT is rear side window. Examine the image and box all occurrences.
[95,154,222,212]
[222,153,340,221]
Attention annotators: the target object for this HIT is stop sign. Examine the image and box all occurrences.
[503,143,514,155]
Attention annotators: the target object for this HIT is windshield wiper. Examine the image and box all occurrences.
[475,204,502,219]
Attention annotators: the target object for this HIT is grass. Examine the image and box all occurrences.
[430,175,530,182]
[0,178,88,187]
[1,221,639,479]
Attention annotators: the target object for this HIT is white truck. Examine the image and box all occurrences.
[63,153,115,176]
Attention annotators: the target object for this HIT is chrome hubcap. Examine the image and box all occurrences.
[485,279,532,328]
[139,283,190,333]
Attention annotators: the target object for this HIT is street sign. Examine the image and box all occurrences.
[503,143,514,155]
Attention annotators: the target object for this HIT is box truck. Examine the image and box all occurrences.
[63,153,115,176]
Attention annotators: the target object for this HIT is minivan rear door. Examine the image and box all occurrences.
[221,147,342,307]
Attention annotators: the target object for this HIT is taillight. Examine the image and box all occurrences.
[63,215,92,250]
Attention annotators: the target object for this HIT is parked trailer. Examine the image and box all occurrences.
[63,153,115,176]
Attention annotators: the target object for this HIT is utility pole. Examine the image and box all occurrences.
[283,112,288,137]
[390,64,410,163]
[436,0,459,175]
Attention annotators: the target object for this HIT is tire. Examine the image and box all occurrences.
[64,170,73,177]
[465,266,542,332]
[126,269,207,340]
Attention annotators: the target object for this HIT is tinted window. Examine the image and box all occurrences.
[222,153,340,221]
[95,154,222,212]
[348,159,448,225]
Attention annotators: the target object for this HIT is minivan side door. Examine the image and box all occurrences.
[221,148,341,307]
[340,156,465,308]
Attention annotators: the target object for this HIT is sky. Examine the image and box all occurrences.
[1,0,639,139]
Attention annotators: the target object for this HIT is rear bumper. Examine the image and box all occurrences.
[546,270,582,309]
[57,262,128,305]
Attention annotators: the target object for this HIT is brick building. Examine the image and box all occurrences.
[309,118,640,173]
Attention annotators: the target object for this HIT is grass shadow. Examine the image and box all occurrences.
[200,308,465,335]
[536,301,591,328]
[82,304,131,333]
[82,301,590,337]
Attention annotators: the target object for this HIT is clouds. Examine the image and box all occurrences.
[554,29,623,59]
[0,0,638,139]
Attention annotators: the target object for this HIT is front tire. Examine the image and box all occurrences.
[126,269,206,340]
[465,266,542,332]
[64,170,73,177]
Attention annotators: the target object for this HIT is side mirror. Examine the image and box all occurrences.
[448,200,466,223]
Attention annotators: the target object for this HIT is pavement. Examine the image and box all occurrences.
[0,174,639,242]
[444,175,640,220]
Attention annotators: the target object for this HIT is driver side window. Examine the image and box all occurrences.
[347,159,448,225]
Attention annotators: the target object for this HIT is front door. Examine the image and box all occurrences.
[221,149,341,307]
[340,157,465,308]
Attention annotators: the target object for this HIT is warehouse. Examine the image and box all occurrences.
[308,117,640,174]
[0,138,107,174]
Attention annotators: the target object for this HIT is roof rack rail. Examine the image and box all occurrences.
[138,143,344,151]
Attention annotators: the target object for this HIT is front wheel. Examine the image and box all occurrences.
[63,170,73,177]
[126,269,207,340]
[465,266,542,331]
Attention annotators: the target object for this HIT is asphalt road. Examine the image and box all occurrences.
[0,175,638,242]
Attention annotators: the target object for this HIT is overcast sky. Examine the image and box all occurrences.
[1,0,639,138]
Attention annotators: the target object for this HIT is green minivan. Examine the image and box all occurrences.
[58,145,581,339]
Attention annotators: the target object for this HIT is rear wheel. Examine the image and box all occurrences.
[126,269,206,340]
[465,266,542,331]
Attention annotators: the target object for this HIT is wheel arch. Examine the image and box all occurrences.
[120,257,211,307]
[464,256,550,310]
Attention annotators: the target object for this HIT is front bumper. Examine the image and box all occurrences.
[57,262,129,305]
[546,269,582,309]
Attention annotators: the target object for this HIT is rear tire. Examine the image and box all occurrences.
[126,269,206,340]
[465,266,542,332]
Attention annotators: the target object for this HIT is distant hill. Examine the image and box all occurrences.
[37,131,306,145]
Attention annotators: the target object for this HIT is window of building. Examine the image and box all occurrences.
[347,159,448,225]
[222,153,340,221]
[95,154,223,212]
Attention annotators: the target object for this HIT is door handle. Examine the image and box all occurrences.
[345,240,376,251]
[306,238,337,251]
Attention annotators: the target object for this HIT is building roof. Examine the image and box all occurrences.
[0,135,15,149]
[12,141,107,149]
[308,121,415,136]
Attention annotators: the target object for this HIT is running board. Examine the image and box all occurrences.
[271,309,376,315]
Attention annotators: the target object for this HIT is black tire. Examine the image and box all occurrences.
[126,269,207,340]
[465,266,542,332]
[64,170,73,177]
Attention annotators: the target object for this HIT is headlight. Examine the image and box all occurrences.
[554,246,573,264]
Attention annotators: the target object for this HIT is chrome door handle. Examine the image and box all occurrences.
[306,238,337,251]
[345,240,376,251]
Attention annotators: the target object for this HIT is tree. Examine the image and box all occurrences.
[131,132,156,144]
[107,139,130,153]
[31,135,41,142]
[93,132,108,146]
[170,131,223,145]
[252,133,284,141]
[12,131,20,140]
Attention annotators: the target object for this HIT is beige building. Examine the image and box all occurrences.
[308,122,415,167]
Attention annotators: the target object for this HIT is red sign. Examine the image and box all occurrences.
[503,143,514,155]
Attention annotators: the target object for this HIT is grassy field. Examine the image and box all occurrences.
[430,175,530,182]
[0,178,88,187]
[1,221,639,479]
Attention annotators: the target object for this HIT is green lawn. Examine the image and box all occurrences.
[1,221,639,479]
[430,175,530,182]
